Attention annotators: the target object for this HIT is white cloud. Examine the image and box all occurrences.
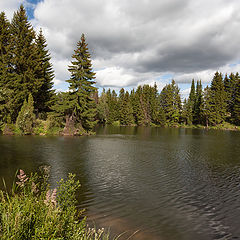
[2,0,240,90]
[0,0,24,19]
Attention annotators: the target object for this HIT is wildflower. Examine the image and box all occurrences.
[44,188,57,206]
[16,169,28,187]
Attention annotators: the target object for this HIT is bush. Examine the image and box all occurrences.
[0,169,110,240]
[16,94,36,135]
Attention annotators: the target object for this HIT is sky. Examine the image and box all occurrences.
[1,0,240,98]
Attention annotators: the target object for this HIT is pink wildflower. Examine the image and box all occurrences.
[16,169,29,187]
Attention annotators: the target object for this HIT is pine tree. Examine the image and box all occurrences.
[193,80,203,124]
[131,86,145,125]
[10,5,40,121]
[160,80,181,125]
[209,72,227,125]
[0,12,11,85]
[118,89,134,125]
[224,73,237,122]
[0,12,13,122]
[66,34,97,131]
[16,93,35,134]
[202,86,211,127]
[189,79,196,103]
[34,29,54,115]
[181,98,193,125]
[233,76,240,125]
[97,89,109,123]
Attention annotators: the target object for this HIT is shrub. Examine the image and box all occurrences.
[16,94,36,135]
[0,169,110,240]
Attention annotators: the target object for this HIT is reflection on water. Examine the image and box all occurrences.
[1,126,240,240]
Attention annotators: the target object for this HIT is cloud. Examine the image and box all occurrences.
[0,0,24,18]
[2,0,240,91]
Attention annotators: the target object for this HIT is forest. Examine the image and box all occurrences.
[0,5,240,136]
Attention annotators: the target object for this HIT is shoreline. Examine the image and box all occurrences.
[1,123,240,136]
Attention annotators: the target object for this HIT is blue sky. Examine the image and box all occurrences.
[2,0,240,98]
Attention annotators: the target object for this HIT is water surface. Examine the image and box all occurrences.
[0,126,240,240]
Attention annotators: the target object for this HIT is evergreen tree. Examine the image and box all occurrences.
[160,80,181,125]
[233,76,240,125]
[193,80,203,124]
[34,29,54,115]
[131,86,145,125]
[97,89,109,123]
[202,86,212,127]
[105,89,118,124]
[189,79,196,103]
[181,98,193,125]
[66,34,97,131]
[0,12,11,85]
[51,92,72,124]
[118,89,134,125]
[209,72,227,125]
[0,12,13,122]
[224,73,237,122]
[16,93,35,134]
[10,5,40,121]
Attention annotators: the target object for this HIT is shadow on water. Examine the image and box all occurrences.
[1,126,240,239]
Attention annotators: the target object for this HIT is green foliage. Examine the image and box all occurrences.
[97,89,109,123]
[16,93,35,135]
[118,89,134,125]
[233,76,240,125]
[160,80,182,125]
[204,72,227,125]
[66,34,97,132]
[34,29,55,114]
[0,169,111,240]
[0,6,54,122]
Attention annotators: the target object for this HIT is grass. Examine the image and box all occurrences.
[0,168,112,240]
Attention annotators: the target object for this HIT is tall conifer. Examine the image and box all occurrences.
[10,5,40,120]
[34,29,54,115]
[66,34,97,131]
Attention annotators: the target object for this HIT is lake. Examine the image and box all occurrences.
[0,126,240,240]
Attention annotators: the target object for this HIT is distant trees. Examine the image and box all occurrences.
[96,72,240,128]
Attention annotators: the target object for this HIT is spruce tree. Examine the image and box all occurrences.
[160,80,181,125]
[0,12,13,122]
[224,73,237,122]
[181,98,193,125]
[193,80,203,124]
[10,5,40,121]
[118,89,134,125]
[233,76,240,125]
[97,89,109,123]
[131,86,145,125]
[202,86,212,127]
[34,29,54,115]
[189,79,196,103]
[209,72,227,125]
[66,34,97,131]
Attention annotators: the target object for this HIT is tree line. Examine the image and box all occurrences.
[98,73,240,127]
[0,5,240,135]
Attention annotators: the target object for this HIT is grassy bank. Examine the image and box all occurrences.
[0,168,110,239]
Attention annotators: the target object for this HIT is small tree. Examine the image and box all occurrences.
[16,94,35,134]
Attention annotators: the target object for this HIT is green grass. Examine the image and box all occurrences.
[0,169,112,240]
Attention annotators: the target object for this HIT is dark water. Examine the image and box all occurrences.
[1,126,240,240]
